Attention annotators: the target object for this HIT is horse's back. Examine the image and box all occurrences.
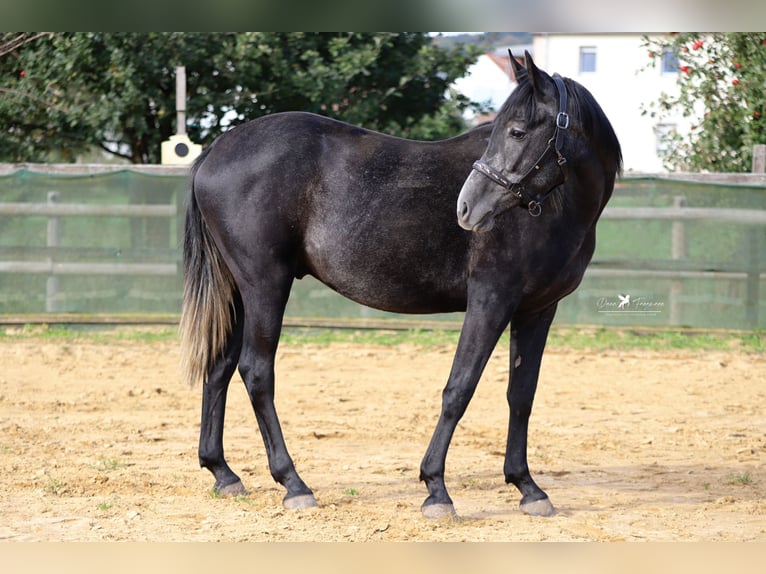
[193,112,492,314]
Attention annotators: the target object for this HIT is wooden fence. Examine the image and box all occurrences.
[0,190,178,312]
[594,201,766,329]
[0,164,765,328]
[0,164,185,313]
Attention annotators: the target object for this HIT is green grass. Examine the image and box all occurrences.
[0,323,179,344]
[280,327,460,347]
[1,322,763,353]
[281,325,765,353]
[91,457,127,472]
[44,476,65,496]
[233,494,253,505]
[547,326,765,353]
[729,472,753,486]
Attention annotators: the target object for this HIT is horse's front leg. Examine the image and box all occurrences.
[504,305,558,516]
[419,291,512,519]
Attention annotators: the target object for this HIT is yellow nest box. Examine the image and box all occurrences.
[161,134,202,165]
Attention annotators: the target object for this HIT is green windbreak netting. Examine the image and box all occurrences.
[0,168,186,315]
[1,168,765,329]
[560,177,766,330]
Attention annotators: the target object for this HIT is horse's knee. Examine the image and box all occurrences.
[239,363,269,388]
[440,383,473,421]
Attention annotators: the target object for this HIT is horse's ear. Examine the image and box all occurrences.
[524,50,547,93]
[508,50,526,83]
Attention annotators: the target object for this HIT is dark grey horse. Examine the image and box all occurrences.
[180,52,622,519]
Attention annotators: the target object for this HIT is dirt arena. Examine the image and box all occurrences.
[0,329,764,542]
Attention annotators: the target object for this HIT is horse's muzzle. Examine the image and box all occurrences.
[457,198,494,232]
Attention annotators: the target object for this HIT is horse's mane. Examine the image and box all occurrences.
[497,75,623,176]
[564,77,623,176]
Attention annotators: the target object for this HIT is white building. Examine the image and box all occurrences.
[452,48,524,123]
[455,34,690,173]
[532,33,691,173]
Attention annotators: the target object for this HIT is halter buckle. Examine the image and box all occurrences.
[556,112,570,130]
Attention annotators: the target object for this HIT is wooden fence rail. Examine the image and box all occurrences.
[596,201,765,328]
[602,206,766,225]
[0,202,176,218]
[0,190,178,311]
[0,261,176,276]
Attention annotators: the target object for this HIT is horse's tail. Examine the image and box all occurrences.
[179,150,238,387]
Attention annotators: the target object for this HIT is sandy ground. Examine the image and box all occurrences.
[0,331,764,542]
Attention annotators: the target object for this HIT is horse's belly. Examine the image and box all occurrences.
[301,234,467,314]
[315,274,466,314]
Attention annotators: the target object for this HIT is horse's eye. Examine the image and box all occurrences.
[509,128,526,139]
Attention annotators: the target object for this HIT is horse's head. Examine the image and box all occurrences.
[457,51,621,232]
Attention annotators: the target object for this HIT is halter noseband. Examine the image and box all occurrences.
[471,74,570,217]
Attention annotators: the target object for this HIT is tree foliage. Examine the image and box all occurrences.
[0,32,484,163]
[642,33,766,172]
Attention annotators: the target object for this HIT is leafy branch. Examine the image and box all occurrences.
[641,33,766,172]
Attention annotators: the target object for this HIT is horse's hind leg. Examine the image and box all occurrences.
[198,296,247,496]
[237,269,317,509]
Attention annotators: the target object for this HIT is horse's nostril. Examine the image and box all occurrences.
[458,201,470,219]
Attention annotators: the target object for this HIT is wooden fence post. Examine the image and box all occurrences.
[46,191,61,312]
[745,144,765,328]
[752,144,766,174]
[745,228,760,329]
[670,195,687,325]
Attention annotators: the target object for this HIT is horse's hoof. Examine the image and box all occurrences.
[421,502,458,520]
[520,497,556,517]
[283,493,318,510]
[215,480,249,497]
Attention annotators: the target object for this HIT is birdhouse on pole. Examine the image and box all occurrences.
[161,66,202,165]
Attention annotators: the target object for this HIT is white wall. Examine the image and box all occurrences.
[453,54,516,121]
[532,34,690,173]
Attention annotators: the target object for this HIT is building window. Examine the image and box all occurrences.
[661,48,678,74]
[579,46,596,73]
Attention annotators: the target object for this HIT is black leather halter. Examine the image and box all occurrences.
[471,74,570,217]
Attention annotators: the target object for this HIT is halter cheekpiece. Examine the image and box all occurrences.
[471,74,570,217]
